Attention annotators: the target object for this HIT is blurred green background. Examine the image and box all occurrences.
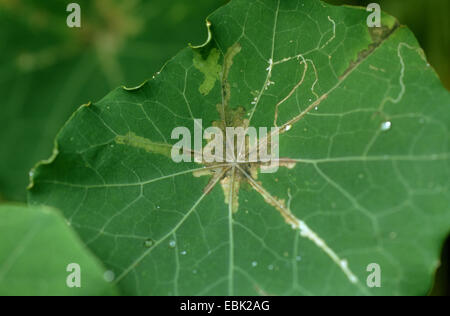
[0,0,448,295]
[0,0,227,202]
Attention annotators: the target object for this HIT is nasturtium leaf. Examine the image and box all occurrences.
[0,204,117,296]
[29,0,450,295]
[0,0,225,202]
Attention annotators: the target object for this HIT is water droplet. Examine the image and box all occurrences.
[380,121,391,131]
[296,256,302,261]
[268,264,274,270]
[285,124,292,131]
[252,261,258,267]
[103,270,115,282]
[156,205,160,209]
[144,239,154,248]
[169,240,176,248]
[314,106,318,111]
[29,170,34,178]
[180,250,187,255]
[192,269,197,274]
[309,98,312,102]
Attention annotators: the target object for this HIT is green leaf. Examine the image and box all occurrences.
[0,204,117,295]
[0,0,225,201]
[29,0,450,295]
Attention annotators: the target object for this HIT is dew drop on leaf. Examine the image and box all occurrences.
[103,270,115,283]
[144,239,154,248]
[380,121,392,131]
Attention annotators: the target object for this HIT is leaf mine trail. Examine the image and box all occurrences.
[236,165,370,294]
[198,5,364,290]
[201,0,439,293]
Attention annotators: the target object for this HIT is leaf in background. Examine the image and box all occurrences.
[0,204,117,295]
[29,0,450,295]
[0,0,226,201]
